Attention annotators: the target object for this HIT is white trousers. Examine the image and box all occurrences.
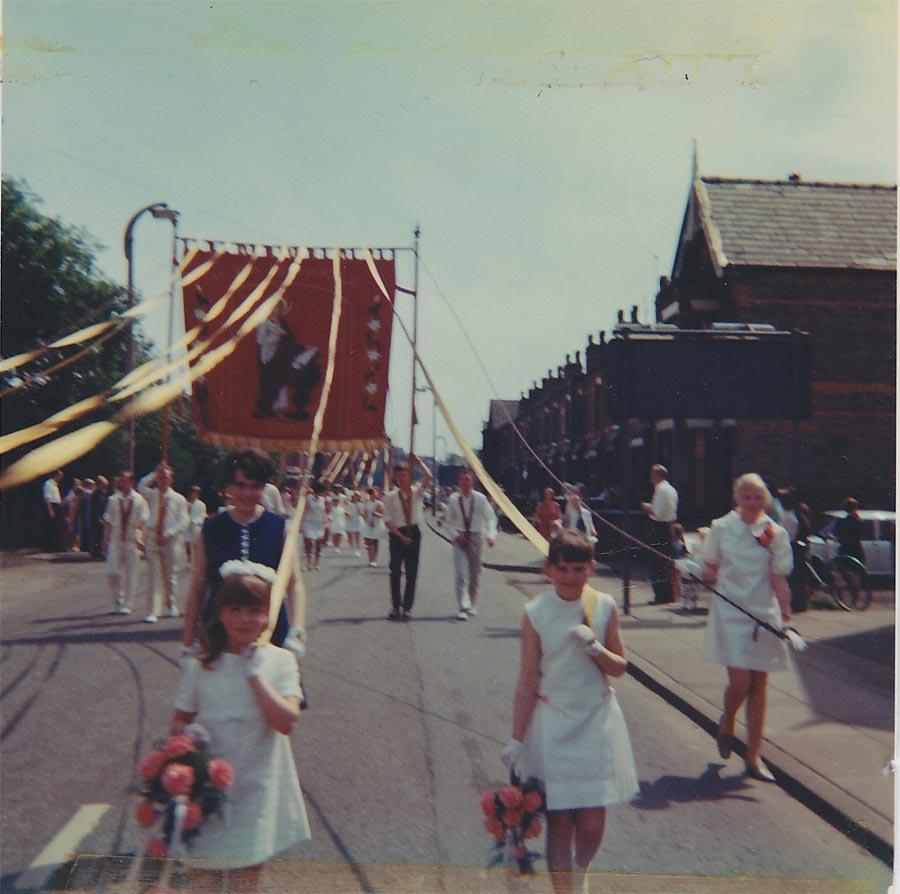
[107,540,140,609]
[453,533,484,610]
[146,537,181,615]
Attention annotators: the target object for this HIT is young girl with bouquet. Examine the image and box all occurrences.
[502,531,638,894]
[172,560,310,891]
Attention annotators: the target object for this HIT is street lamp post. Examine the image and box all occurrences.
[123,202,179,471]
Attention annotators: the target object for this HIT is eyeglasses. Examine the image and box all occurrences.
[230,480,264,491]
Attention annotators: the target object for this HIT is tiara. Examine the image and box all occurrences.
[218,559,277,584]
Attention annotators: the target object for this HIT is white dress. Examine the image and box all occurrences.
[362,500,385,540]
[700,511,793,672]
[345,501,363,534]
[300,496,325,541]
[521,588,639,811]
[328,499,347,535]
[173,646,310,869]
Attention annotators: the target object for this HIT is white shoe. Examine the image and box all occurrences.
[354,550,362,557]
[456,610,468,621]
[143,614,158,624]
[466,607,477,617]
[166,607,180,618]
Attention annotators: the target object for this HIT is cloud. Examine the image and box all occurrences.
[188,18,294,55]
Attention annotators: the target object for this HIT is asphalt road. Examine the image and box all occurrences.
[0,532,892,893]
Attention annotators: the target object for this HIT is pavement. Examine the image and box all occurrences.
[430,521,896,860]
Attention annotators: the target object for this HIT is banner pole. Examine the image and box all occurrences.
[409,225,421,454]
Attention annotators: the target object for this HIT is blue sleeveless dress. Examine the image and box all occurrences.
[201,509,289,646]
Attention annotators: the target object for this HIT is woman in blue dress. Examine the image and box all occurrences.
[182,448,306,659]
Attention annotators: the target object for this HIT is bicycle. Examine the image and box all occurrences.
[803,547,873,611]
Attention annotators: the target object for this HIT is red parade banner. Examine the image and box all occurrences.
[181,250,395,451]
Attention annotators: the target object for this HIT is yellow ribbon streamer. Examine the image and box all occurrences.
[363,249,548,557]
[267,251,345,635]
[0,258,304,488]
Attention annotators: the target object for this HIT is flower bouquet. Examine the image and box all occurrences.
[121,723,234,892]
[481,774,546,876]
[135,723,234,858]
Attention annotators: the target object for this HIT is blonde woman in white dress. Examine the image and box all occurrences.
[503,531,637,894]
[701,473,793,782]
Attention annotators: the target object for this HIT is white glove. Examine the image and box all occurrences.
[784,626,808,652]
[501,739,523,770]
[571,624,604,656]
[242,644,266,678]
[283,626,307,662]
[675,558,702,578]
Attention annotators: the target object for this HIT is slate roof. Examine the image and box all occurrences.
[487,399,519,430]
[696,177,897,271]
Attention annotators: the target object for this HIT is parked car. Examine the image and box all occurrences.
[806,510,895,577]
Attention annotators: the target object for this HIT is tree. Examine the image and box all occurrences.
[0,178,228,546]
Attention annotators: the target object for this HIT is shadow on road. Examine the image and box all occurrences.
[0,627,183,648]
[632,763,758,810]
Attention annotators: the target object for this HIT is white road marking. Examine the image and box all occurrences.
[15,803,110,892]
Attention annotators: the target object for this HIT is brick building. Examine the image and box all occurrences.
[482,175,896,521]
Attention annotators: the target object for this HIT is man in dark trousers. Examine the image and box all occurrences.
[381,453,433,622]
[641,464,678,604]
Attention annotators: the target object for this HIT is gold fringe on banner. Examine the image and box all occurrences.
[363,250,548,557]
[196,433,389,452]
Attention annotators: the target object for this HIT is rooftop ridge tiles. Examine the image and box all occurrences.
[701,176,897,191]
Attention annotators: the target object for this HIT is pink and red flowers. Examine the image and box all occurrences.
[161,764,195,797]
[136,724,234,855]
[754,523,776,548]
[208,759,235,791]
[481,775,546,876]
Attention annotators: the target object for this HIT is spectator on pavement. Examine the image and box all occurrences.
[641,464,678,604]
[442,469,497,620]
[42,469,64,551]
[532,487,562,542]
[89,476,110,558]
[77,478,96,552]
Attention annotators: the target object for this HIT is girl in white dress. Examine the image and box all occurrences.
[171,561,310,890]
[503,531,638,894]
[300,483,326,571]
[362,488,385,567]
[328,488,348,552]
[345,491,364,556]
[701,473,793,782]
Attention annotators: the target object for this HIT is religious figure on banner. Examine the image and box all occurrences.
[253,299,321,421]
[180,250,395,450]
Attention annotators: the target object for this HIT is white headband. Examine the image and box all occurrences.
[218,559,277,584]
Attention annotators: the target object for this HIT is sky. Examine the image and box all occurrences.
[4,0,897,461]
